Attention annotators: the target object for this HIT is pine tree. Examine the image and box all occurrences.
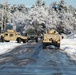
[36,0,42,7]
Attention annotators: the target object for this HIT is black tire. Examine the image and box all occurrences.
[43,43,46,49]
[22,39,26,43]
[17,38,21,43]
[35,37,38,42]
[5,40,10,42]
[57,43,60,49]
[55,42,60,49]
[1,36,4,42]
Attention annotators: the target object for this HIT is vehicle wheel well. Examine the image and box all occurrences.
[16,38,22,43]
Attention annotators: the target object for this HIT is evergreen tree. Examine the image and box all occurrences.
[36,0,42,7]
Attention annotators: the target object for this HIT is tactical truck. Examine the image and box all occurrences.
[0,30,28,43]
[43,29,62,49]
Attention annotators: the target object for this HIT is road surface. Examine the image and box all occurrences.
[0,41,76,75]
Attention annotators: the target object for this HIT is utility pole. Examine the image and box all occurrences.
[0,0,2,33]
[2,0,7,32]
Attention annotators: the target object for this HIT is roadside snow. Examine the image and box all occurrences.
[63,48,76,61]
[60,39,76,61]
[60,39,76,48]
[0,42,22,55]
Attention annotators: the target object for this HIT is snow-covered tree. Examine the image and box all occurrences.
[4,0,76,34]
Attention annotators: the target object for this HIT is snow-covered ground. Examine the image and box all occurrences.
[0,38,76,62]
[60,39,76,61]
[0,42,22,55]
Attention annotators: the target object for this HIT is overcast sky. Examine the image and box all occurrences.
[0,0,76,7]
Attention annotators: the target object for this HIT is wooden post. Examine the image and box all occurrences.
[3,0,7,32]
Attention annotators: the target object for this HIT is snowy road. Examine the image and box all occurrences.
[0,41,76,75]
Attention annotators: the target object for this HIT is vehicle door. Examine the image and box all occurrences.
[9,33,16,41]
[4,33,9,40]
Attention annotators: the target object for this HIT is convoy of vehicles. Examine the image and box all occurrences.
[0,29,62,49]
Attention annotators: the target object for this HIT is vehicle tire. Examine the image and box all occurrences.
[56,43,60,49]
[35,37,38,42]
[17,38,21,43]
[1,36,4,42]
[5,40,10,42]
[43,43,46,49]
[22,39,26,43]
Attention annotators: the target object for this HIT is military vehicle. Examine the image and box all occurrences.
[43,29,62,49]
[27,33,38,42]
[0,30,28,43]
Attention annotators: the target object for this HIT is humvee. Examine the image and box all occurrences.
[43,29,62,49]
[0,30,28,43]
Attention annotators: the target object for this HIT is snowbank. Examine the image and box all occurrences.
[0,42,22,55]
[60,39,76,49]
[60,39,76,61]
